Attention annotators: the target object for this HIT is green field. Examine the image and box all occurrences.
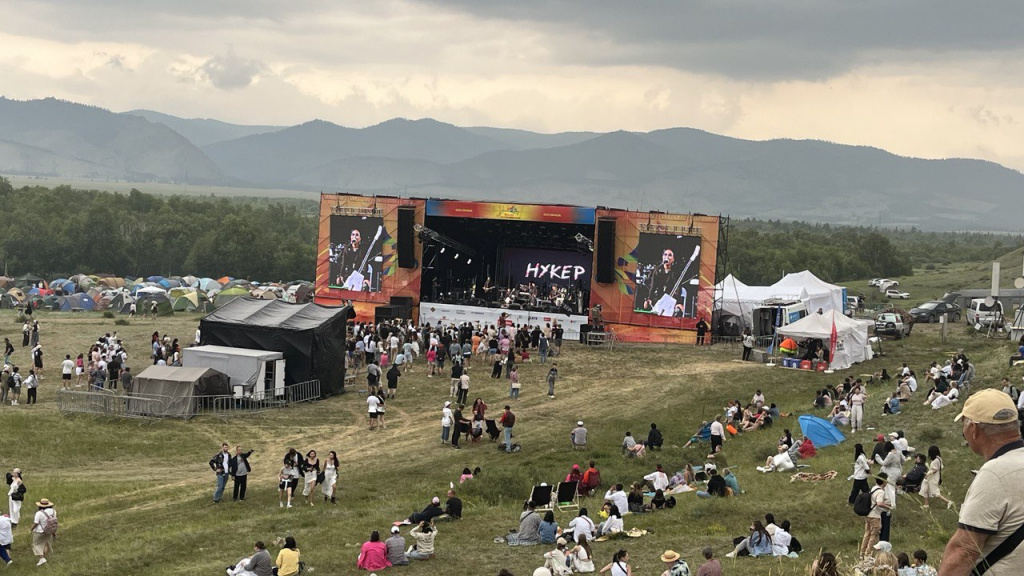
[0,302,1017,576]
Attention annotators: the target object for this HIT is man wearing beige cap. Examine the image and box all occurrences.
[939,389,1024,575]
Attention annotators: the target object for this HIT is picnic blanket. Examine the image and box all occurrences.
[789,470,838,483]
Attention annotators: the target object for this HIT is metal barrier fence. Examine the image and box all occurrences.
[58,379,321,420]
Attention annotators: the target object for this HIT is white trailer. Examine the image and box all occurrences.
[183,345,285,399]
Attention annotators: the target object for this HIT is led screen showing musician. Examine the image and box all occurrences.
[328,215,385,292]
[632,234,702,318]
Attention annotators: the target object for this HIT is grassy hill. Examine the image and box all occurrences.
[0,308,1017,575]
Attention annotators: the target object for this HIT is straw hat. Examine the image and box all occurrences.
[660,550,681,562]
[36,499,53,508]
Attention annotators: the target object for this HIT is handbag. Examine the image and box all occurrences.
[316,472,325,485]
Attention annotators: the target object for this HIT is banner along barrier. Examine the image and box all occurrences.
[419,302,589,340]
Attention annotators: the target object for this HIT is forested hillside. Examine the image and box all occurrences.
[0,178,315,280]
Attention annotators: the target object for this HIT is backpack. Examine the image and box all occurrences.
[853,487,878,516]
[42,510,58,535]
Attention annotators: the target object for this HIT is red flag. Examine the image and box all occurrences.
[829,311,838,365]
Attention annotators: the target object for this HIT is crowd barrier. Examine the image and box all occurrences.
[57,379,321,420]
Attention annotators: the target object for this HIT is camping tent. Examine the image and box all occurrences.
[214,286,249,307]
[173,292,201,312]
[56,293,95,312]
[131,365,231,417]
[199,298,349,397]
[775,310,873,370]
[798,415,846,448]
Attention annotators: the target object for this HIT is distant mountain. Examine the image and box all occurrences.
[123,109,283,147]
[1,96,1022,231]
[0,98,225,183]
[202,118,509,184]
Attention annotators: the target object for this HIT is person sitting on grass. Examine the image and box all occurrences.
[627,483,646,514]
[406,496,445,524]
[695,465,728,498]
[406,520,436,560]
[622,432,646,458]
[723,468,741,495]
[542,537,573,576]
[565,464,583,485]
[508,500,542,546]
[356,530,391,571]
[742,408,768,432]
[645,489,670,511]
[682,422,711,449]
[895,454,926,494]
[797,436,817,459]
[725,520,773,558]
[596,503,623,537]
[757,444,796,473]
[645,423,663,450]
[926,385,959,410]
[667,463,696,489]
[883,392,902,415]
[539,511,559,545]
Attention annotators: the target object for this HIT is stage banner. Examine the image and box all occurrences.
[502,247,592,289]
[315,194,424,306]
[589,210,720,333]
[419,302,589,340]
[426,199,595,225]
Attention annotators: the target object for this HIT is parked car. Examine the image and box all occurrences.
[868,278,886,287]
[909,301,962,323]
[875,311,913,338]
[886,289,910,299]
[966,298,1005,327]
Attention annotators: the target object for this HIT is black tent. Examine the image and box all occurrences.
[199,298,349,397]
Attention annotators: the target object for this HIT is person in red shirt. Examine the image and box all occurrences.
[499,405,516,453]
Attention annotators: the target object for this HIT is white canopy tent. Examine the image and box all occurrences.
[776,310,874,370]
[714,270,847,330]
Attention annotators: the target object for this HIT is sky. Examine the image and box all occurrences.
[2,0,1023,171]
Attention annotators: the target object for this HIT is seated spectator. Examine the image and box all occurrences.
[810,552,840,576]
[797,437,817,459]
[725,520,773,558]
[645,423,663,450]
[752,389,766,409]
[603,483,628,516]
[766,402,782,421]
[897,552,913,576]
[570,421,588,450]
[542,538,573,576]
[596,504,623,537]
[406,521,436,560]
[830,398,850,427]
[771,520,793,557]
[357,530,392,571]
[385,526,409,566]
[642,464,669,492]
[568,534,595,573]
[697,547,722,576]
[226,541,273,576]
[883,392,902,415]
[539,510,559,545]
[928,386,959,410]
[682,421,711,448]
[696,465,728,498]
[580,461,601,497]
[911,550,936,576]
[444,489,462,519]
[897,378,913,401]
[567,508,596,545]
[407,497,445,524]
[459,468,475,483]
[627,483,645,514]
[622,431,646,458]
[896,454,927,494]
[645,489,671,511]
[508,501,542,546]
[742,408,768,432]
[757,444,796,473]
[565,464,582,485]
[813,390,828,409]
[723,468,741,496]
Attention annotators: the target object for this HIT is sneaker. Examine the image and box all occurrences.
[725,552,736,559]
[287,503,292,508]
[37,558,46,566]
[227,569,233,576]
[280,502,284,508]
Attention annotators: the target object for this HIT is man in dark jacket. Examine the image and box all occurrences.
[646,423,664,450]
[209,443,230,503]
[230,446,254,502]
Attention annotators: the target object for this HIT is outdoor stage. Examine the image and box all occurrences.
[314,194,723,343]
[418,302,589,340]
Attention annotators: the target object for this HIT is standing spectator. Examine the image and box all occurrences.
[708,416,725,457]
[0,513,12,566]
[456,369,471,406]
[451,404,469,450]
[3,338,13,366]
[940,389,1024,574]
[275,537,300,576]
[21,322,29,348]
[119,367,134,394]
[499,405,516,453]
[30,499,56,566]
[695,317,709,346]
[441,401,453,445]
[539,333,549,364]
[74,354,85,387]
[385,364,401,399]
[366,361,381,397]
[6,469,24,527]
[850,385,866,434]
[8,368,21,406]
[366,393,381,431]
[60,355,74,391]
[230,446,253,502]
[849,443,871,505]
[209,442,231,504]
[858,474,890,559]
[31,345,43,378]
[30,321,39,348]
[23,369,38,405]
[385,526,408,566]
[509,365,521,400]
[547,363,559,399]
[741,329,754,361]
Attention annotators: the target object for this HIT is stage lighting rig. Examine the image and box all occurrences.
[414,223,476,257]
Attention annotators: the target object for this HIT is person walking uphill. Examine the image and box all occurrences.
[547,363,559,399]
[939,389,1024,575]
[30,499,56,566]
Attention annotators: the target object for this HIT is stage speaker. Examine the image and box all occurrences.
[596,218,616,284]
[397,206,416,269]
[390,296,414,307]
[374,305,400,324]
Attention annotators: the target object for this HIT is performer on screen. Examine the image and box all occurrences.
[642,249,685,317]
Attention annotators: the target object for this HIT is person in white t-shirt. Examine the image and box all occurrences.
[30,499,56,566]
[60,355,75,391]
[366,394,381,430]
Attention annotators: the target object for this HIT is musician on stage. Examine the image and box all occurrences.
[642,249,685,317]
[336,229,373,289]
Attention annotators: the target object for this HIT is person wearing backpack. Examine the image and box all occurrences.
[30,498,57,566]
[857,474,890,559]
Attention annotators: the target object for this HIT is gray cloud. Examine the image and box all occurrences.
[415,0,1024,80]
[199,51,264,90]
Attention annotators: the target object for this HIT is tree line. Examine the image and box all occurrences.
[0,178,317,281]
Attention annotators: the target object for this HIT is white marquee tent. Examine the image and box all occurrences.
[714,270,848,330]
[775,310,873,370]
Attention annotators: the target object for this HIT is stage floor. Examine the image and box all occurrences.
[418,302,589,339]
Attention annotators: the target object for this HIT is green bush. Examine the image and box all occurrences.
[114,318,130,326]
[102,311,115,318]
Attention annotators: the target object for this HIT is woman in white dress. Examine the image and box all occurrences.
[321,451,339,504]
[301,450,320,507]
[6,469,23,527]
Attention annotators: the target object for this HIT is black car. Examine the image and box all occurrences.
[909,301,961,323]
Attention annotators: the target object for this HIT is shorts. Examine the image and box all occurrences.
[711,435,723,451]
[62,373,72,381]
[369,412,378,419]
[75,367,83,375]
[279,478,299,491]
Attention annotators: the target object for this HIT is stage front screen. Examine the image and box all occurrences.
[631,234,702,318]
[502,247,592,289]
[328,215,386,292]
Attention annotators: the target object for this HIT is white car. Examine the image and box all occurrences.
[868,278,886,287]
[885,289,910,299]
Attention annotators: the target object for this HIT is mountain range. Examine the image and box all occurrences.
[0,96,1020,231]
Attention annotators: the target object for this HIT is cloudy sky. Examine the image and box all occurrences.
[2,1,1023,170]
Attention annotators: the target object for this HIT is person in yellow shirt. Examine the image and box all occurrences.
[275,536,301,576]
